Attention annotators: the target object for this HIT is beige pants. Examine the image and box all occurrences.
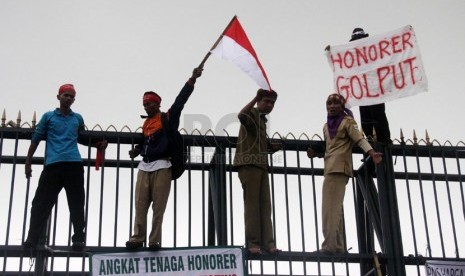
[128,168,172,246]
[321,173,349,253]
[238,165,276,250]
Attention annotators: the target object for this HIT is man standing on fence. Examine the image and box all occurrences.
[233,89,282,255]
[23,84,107,251]
[350,27,391,144]
[125,67,202,249]
[307,93,382,254]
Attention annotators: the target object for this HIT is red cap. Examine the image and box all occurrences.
[59,84,76,96]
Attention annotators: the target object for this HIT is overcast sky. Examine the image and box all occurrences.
[1,0,464,144]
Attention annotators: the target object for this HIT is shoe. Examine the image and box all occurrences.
[266,247,282,254]
[149,242,161,250]
[22,239,36,249]
[126,240,144,249]
[247,247,261,254]
[72,241,85,251]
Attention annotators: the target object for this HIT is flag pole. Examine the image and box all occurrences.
[198,15,238,68]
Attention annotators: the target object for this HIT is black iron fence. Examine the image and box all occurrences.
[1,126,464,276]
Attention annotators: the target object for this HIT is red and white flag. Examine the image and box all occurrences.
[209,16,272,91]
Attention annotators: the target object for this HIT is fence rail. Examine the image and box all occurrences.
[1,126,464,276]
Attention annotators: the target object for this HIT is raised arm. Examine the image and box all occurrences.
[167,67,203,128]
[238,96,258,122]
[238,90,268,122]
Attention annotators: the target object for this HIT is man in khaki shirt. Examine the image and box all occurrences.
[308,93,382,254]
[234,89,281,255]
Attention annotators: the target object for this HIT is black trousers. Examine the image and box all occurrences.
[26,162,85,244]
[359,103,391,143]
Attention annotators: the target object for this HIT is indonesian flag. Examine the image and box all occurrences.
[210,16,272,90]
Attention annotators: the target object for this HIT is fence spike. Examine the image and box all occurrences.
[413,130,418,145]
[400,128,404,143]
[425,130,431,145]
[1,109,5,127]
[16,110,21,127]
[32,111,37,128]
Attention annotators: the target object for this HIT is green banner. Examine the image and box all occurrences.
[90,246,246,276]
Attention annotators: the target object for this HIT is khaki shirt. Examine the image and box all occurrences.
[323,116,372,176]
[233,108,269,169]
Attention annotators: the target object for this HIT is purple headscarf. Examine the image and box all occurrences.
[327,108,353,139]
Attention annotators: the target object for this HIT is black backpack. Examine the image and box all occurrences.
[161,112,188,180]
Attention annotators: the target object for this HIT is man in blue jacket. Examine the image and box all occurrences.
[126,67,202,249]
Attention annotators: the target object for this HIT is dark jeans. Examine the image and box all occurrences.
[26,162,85,244]
[359,103,391,144]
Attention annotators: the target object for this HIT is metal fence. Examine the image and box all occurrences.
[1,125,464,276]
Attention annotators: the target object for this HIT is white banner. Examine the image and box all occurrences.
[326,25,428,108]
[425,260,465,276]
[90,247,245,276]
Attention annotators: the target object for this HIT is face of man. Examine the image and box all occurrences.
[57,91,75,109]
[326,95,344,117]
[257,96,276,114]
[143,101,160,118]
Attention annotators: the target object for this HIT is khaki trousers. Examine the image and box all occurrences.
[238,165,276,250]
[129,168,172,246]
[321,173,349,253]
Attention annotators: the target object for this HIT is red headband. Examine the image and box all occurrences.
[143,93,161,104]
[59,84,76,96]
